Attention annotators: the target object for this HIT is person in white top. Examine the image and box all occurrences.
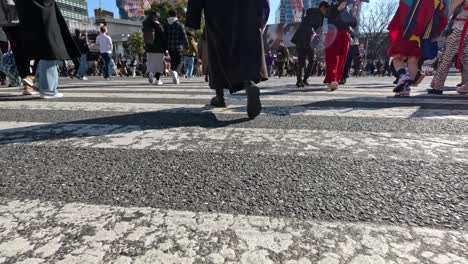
[96,26,113,79]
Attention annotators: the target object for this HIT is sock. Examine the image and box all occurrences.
[397,68,407,78]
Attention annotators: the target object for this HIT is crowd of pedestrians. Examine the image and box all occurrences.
[0,0,467,118]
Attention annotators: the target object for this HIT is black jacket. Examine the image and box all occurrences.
[73,35,89,55]
[13,0,80,60]
[326,5,357,30]
[291,8,324,49]
[142,16,167,53]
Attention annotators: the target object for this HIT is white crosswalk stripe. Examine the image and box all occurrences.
[0,76,467,264]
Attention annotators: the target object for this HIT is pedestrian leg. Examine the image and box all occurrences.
[38,60,61,98]
[101,53,111,79]
[78,54,87,79]
[324,30,340,89]
[430,31,460,93]
[456,34,468,94]
[336,32,350,85]
[296,49,306,87]
[303,48,315,85]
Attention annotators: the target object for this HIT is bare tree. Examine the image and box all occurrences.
[359,0,399,61]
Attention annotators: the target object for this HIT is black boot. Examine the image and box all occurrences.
[245,81,262,119]
[427,88,443,95]
[296,81,305,88]
[210,89,226,108]
[302,79,310,86]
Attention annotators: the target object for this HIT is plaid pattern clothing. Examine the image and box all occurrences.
[166,21,189,52]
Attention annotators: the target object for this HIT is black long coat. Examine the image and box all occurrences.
[13,0,80,60]
[186,0,270,94]
[142,16,167,54]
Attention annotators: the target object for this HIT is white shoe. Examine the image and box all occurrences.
[156,80,163,86]
[327,82,338,91]
[81,76,88,81]
[23,88,39,96]
[40,93,64,99]
[172,71,180,84]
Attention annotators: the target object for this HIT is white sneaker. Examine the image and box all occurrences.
[81,76,88,81]
[393,74,410,93]
[172,71,180,84]
[156,80,163,86]
[23,88,39,96]
[327,82,338,91]
[40,93,64,99]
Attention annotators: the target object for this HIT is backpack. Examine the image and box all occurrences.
[0,0,19,27]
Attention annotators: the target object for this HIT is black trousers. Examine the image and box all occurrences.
[276,61,286,78]
[296,47,315,81]
[3,26,31,79]
[169,51,182,72]
[0,41,7,81]
[342,52,353,80]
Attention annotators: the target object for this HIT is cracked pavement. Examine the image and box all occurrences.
[0,76,467,263]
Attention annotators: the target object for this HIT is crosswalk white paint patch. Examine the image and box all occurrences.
[0,198,466,264]
[0,122,467,162]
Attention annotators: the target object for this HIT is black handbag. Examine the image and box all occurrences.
[0,0,19,27]
[340,9,357,27]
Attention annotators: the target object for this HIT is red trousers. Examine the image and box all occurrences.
[324,29,350,83]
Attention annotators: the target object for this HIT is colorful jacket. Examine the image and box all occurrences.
[388,0,448,43]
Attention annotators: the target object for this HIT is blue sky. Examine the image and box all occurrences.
[87,0,281,22]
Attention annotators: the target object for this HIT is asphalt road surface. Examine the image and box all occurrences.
[0,76,467,264]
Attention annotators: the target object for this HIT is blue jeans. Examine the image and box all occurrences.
[183,56,194,78]
[78,54,87,77]
[37,60,60,96]
[100,53,111,78]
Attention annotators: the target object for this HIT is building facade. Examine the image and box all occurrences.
[275,0,304,24]
[56,0,97,32]
[276,0,322,24]
[56,0,89,22]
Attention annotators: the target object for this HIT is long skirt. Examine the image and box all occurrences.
[146,53,165,74]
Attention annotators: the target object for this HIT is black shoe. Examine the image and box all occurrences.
[339,79,346,85]
[210,96,226,108]
[457,82,463,87]
[296,81,305,88]
[302,80,310,86]
[245,81,262,119]
[393,78,399,85]
[427,88,443,95]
